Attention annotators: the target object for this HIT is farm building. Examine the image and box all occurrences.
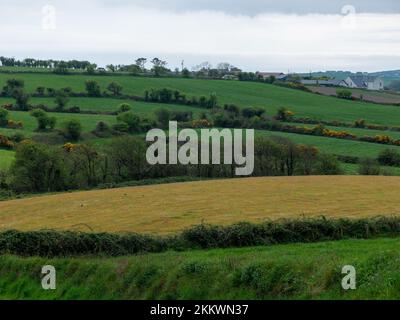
[301,79,343,86]
[257,72,288,81]
[340,75,384,91]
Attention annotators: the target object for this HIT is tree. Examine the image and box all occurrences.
[62,119,82,141]
[0,108,9,126]
[2,79,24,96]
[85,80,101,97]
[53,62,69,74]
[106,64,116,72]
[182,68,190,78]
[86,64,96,75]
[155,108,171,128]
[107,82,123,96]
[117,103,132,113]
[314,154,342,175]
[151,58,168,77]
[36,86,46,96]
[117,112,141,133]
[10,142,66,192]
[54,90,69,110]
[358,158,381,175]
[378,148,400,166]
[108,136,148,181]
[13,89,30,111]
[135,58,147,71]
[31,109,56,131]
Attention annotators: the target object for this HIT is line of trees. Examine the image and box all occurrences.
[0,135,341,194]
[0,56,94,70]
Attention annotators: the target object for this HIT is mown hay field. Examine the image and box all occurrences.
[0,176,399,235]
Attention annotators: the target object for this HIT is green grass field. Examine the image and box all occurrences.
[1,237,400,300]
[0,97,202,116]
[0,150,14,170]
[1,72,400,170]
[256,130,400,158]
[1,73,400,126]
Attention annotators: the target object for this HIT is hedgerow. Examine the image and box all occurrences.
[1,216,400,257]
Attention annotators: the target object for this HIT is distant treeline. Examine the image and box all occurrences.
[0,56,94,70]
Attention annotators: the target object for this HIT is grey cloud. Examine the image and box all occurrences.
[99,0,400,15]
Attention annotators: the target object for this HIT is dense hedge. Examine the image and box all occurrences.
[1,216,400,257]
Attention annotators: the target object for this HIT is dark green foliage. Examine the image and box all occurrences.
[54,89,69,110]
[107,82,123,96]
[85,80,101,97]
[378,149,400,166]
[117,103,131,114]
[10,142,66,192]
[0,108,9,126]
[30,109,56,131]
[2,78,24,96]
[358,158,381,175]
[337,89,353,100]
[62,119,82,141]
[2,217,400,257]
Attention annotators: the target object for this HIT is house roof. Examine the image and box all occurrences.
[258,72,285,77]
[301,79,343,86]
[348,75,381,87]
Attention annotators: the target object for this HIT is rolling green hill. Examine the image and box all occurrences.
[1,72,400,171]
[1,73,400,125]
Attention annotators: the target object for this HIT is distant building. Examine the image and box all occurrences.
[340,75,384,91]
[301,79,343,86]
[222,74,239,81]
[257,72,287,81]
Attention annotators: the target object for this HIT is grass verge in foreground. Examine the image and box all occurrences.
[1,237,400,299]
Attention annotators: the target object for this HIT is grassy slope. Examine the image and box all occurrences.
[1,176,400,234]
[256,130,400,158]
[1,73,400,126]
[1,237,400,300]
[0,97,203,115]
[0,150,14,170]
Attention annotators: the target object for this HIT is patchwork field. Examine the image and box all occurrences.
[308,86,400,105]
[0,176,399,234]
[1,73,400,126]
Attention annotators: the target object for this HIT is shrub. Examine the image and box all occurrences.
[6,120,23,129]
[117,103,132,114]
[117,112,142,133]
[314,154,342,175]
[337,89,352,100]
[62,119,82,141]
[358,158,381,175]
[30,109,56,131]
[275,107,294,121]
[107,82,123,96]
[0,108,9,126]
[112,122,129,133]
[85,80,101,97]
[0,135,14,149]
[377,149,400,167]
[54,90,69,110]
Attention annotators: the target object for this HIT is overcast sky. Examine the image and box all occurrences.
[1,0,400,72]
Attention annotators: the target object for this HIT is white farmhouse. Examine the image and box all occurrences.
[341,75,384,91]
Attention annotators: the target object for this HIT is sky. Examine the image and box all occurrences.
[0,0,400,72]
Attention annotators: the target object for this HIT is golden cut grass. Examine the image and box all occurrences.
[0,176,399,235]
